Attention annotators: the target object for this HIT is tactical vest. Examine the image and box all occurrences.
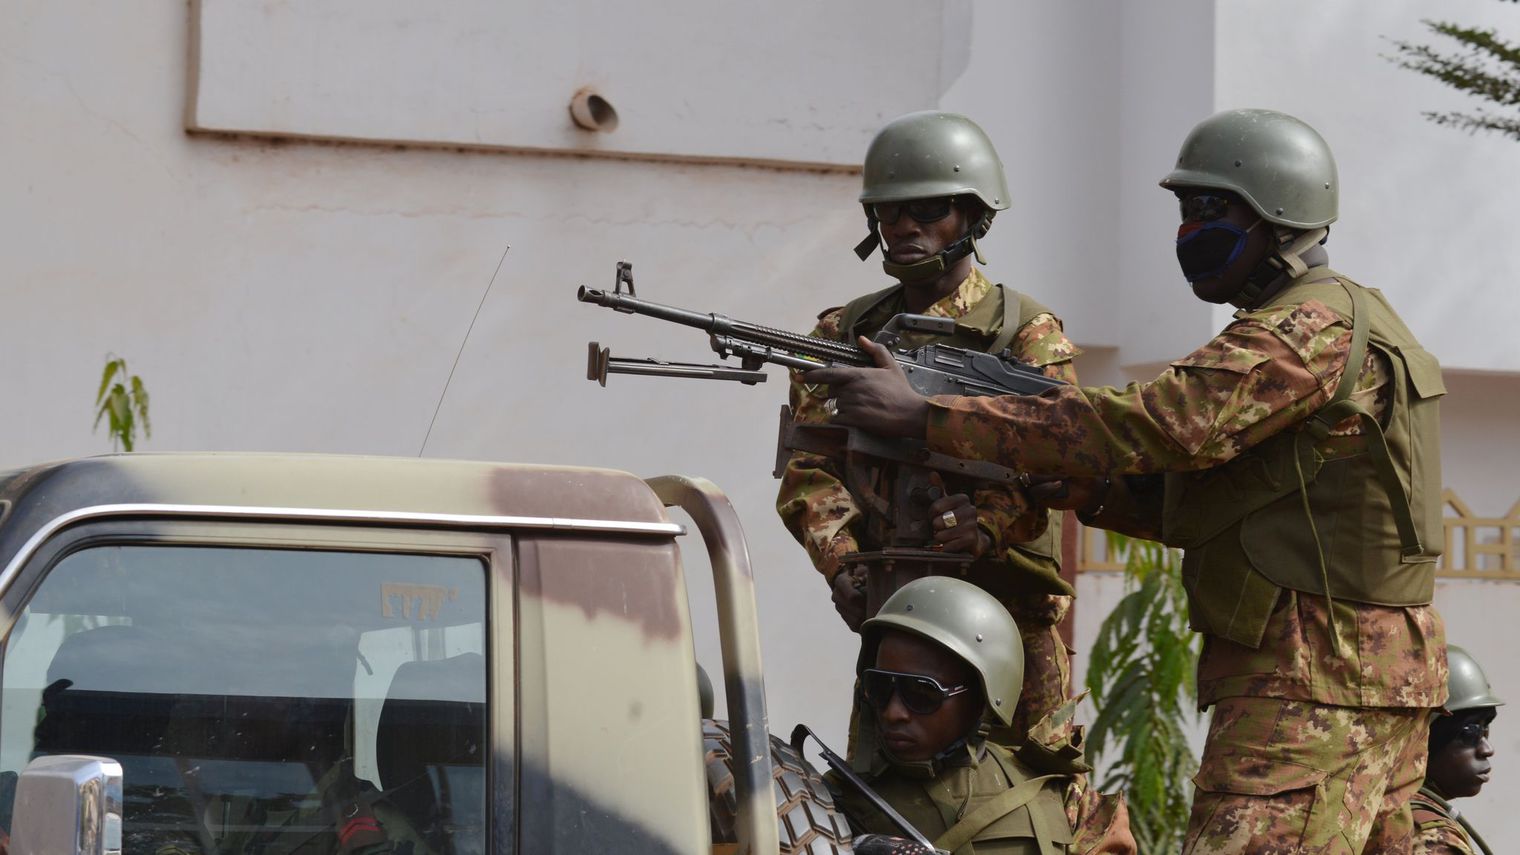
[835,282,1067,592]
[839,743,1074,855]
[1160,269,1446,649]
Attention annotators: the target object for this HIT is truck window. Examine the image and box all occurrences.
[0,544,489,855]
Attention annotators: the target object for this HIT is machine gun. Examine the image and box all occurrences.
[580,262,1068,616]
[580,263,1064,398]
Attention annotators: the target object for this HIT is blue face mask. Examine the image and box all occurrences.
[1175,219,1257,282]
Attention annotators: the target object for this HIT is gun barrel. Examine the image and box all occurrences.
[579,285,871,368]
[578,286,720,329]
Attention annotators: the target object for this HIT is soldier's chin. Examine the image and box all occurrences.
[1188,275,1236,304]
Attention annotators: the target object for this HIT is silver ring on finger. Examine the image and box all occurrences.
[824,398,839,417]
[941,510,959,529]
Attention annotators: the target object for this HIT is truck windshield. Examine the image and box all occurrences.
[0,543,488,855]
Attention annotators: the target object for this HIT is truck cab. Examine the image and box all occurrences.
[0,453,800,855]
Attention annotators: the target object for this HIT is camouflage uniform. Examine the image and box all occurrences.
[920,269,1446,852]
[1410,788,1484,855]
[777,268,1079,745]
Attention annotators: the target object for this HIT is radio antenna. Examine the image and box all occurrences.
[419,244,510,456]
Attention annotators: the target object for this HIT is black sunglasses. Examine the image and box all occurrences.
[1178,193,1232,223]
[1456,719,1492,748]
[869,197,956,226]
[861,668,971,716]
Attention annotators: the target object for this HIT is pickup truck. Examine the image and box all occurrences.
[0,453,855,855]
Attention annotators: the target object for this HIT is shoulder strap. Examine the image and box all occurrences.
[1458,813,1494,855]
[837,284,903,342]
[988,285,1050,355]
[933,773,1064,855]
[1409,799,1444,827]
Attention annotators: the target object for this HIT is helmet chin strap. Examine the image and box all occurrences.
[1230,225,1330,309]
[860,211,994,285]
[880,717,992,779]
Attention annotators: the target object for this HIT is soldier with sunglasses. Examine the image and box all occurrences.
[833,576,1134,854]
[1412,645,1501,855]
[807,108,1449,852]
[776,111,1081,753]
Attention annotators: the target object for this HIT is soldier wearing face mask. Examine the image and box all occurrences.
[806,108,1449,852]
[1412,645,1501,855]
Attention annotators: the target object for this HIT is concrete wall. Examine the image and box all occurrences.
[1216,0,1520,373]
[187,0,964,168]
[5,0,1520,837]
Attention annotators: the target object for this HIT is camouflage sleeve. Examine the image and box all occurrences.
[775,311,861,582]
[967,313,1080,551]
[1414,820,1477,855]
[925,300,1364,477]
[1065,783,1137,855]
[1012,312,1082,385]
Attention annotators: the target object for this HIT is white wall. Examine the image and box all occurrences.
[941,2,1122,347]
[1216,0,1520,372]
[1114,0,1221,370]
[5,0,1520,837]
[1,0,972,760]
[188,0,962,168]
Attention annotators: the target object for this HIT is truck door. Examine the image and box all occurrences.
[0,520,504,855]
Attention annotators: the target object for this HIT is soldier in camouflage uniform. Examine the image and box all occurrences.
[776,111,1079,749]
[807,108,1448,852]
[1411,644,1500,855]
[833,577,1135,855]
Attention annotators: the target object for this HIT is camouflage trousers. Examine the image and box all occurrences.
[1183,697,1431,854]
[994,607,1073,747]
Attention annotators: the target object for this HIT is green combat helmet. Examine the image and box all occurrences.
[1160,108,1339,302]
[1446,644,1505,713]
[862,576,1023,726]
[855,111,1011,284]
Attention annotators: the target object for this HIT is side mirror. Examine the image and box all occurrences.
[9,755,123,855]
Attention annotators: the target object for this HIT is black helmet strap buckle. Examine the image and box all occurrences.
[854,211,883,261]
[1231,225,1330,309]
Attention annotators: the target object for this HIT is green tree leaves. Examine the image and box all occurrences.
[1085,534,1200,854]
[1388,12,1520,141]
[93,356,152,451]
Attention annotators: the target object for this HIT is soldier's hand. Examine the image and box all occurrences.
[1024,474,1108,515]
[831,565,868,632]
[928,491,989,558]
[802,338,930,438]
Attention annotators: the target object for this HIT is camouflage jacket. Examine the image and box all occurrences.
[1412,787,1488,855]
[776,268,1079,583]
[923,273,1445,708]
